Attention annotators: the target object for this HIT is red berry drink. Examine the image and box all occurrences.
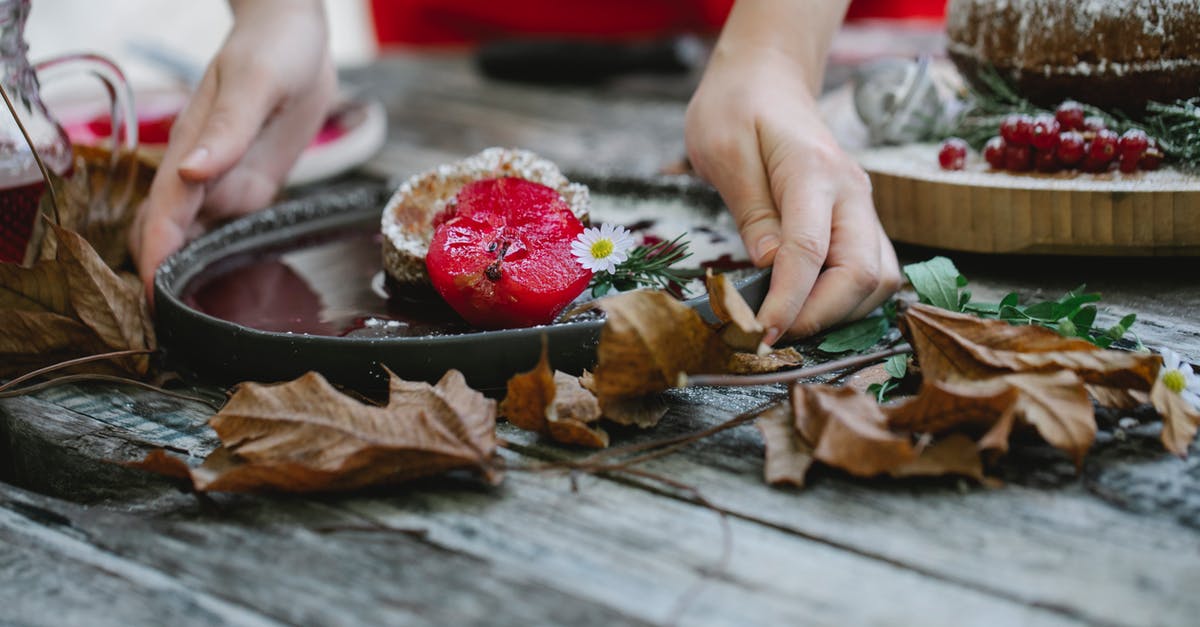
[0,175,46,264]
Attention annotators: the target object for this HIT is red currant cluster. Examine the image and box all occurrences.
[938,101,1165,174]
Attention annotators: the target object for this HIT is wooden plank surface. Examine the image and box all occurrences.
[3,52,1200,627]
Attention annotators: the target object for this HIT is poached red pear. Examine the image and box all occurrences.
[425,177,591,329]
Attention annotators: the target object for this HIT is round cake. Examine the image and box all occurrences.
[946,0,1200,112]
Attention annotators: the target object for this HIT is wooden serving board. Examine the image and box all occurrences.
[858,144,1200,256]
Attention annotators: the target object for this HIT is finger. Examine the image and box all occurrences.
[131,71,221,297]
[753,161,837,345]
[690,133,783,268]
[785,188,882,337]
[177,60,279,183]
[846,225,901,320]
[200,59,335,219]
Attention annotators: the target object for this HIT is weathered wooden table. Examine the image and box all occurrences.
[3,53,1199,627]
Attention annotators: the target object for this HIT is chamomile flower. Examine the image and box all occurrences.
[571,224,635,274]
[1158,348,1200,409]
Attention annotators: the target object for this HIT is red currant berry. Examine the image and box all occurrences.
[1083,116,1107,134]
[1140,145,1164,171]
[1118,153,1141,173]
[1118,129,1150,157]
[1056,131,1086,167]
[983,136,1006,169]
[1088,129,1119,163]
[1055,100,1085,131]
[1080,155,1113,173]
[1030,115,1061,151]
[1000,114,1033,146]
[1004,144,1033,172]
[938,137,969,170]
[1034,149,1060,173]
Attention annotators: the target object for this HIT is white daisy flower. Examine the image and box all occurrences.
[1158,347,1200,409]
[571,223,635,274]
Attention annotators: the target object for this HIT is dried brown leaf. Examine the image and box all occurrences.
[756,402,814,487]
[888,434,990,483]
[1087,385,1149,411]
[887,372,1095,466]
[1151,377,1200,457]
[727,346,805,375]
[132,369,500,492]
[592,290,729,399]
[792,384,917,476]
[0,225,153,377]
[500,347,607,448]
[705,270,764,352]
[899,303,1158,390]
[601,393,671,428]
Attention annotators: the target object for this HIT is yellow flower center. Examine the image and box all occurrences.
[1163,369,1187,394]
[590,238,614,259]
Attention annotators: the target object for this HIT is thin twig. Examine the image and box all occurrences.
[0,373,221,410]
[683,344,912,388]
[0,348,156,393]
[0,81,60,225]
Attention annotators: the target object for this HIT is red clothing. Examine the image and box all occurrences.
[371,0,945,46]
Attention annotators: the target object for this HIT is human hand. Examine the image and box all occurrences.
[685,46,901,345]
[131,0,336,296]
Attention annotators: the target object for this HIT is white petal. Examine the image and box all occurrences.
[1160,348,1182,372]
[1182,389,1200,410]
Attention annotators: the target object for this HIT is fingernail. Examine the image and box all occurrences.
[179,146,209,171]
[762,326,781,347]
[754,234,780,262]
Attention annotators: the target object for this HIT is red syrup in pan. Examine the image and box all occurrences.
[182,230,472,338]
[182,221,755,338]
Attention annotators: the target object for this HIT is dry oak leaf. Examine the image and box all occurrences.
[500,345,608,448]
[899,303,1158,390]
[130,369,501,493]
[0,223,154,377]
[1152,376,1200,457]
[705,269,765,353]
[792,383,917,477]
[888,371,1095,466]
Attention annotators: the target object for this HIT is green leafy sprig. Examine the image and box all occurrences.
[816,256,1142,400]
[589,234,701,297]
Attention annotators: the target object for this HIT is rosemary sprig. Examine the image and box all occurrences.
[589,234,701,297]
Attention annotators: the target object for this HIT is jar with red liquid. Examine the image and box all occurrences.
[0,0,135,265]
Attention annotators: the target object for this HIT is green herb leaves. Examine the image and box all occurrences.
[903,256,968,311]
[589,234,699,297]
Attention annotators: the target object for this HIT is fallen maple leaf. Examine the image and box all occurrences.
[792,384,917,477]
[129,369,501,492]
[500,345,608,448]
[0,224,154,377]
[898,303,1158,390]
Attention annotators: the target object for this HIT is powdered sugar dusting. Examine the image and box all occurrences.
[858,142,1200,192]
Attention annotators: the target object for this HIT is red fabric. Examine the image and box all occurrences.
[370,0,945,46]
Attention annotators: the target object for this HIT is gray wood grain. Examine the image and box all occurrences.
[4,50,1200,627]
